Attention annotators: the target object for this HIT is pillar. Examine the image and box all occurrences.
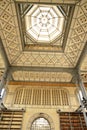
[75,71,87,126]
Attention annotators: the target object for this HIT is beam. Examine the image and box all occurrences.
[76,41,87,70]
[15,0,80,5]
[8,81,77,87]
[11,66,75,74]
[63,6,75,51]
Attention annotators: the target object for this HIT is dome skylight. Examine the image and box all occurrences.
[25,5,64,43]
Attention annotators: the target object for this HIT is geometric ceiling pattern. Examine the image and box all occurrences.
[25,5,64,43]
[13,52,73,67]
[0,0,87,83]
[12,71,72,82]
[20,3,70,51]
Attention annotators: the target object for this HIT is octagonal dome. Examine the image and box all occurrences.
[25,5,64,43]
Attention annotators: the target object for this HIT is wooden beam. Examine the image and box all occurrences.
[8,81,87,88]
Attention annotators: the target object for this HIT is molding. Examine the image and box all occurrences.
[11,66,75,74]
[8,81,87,87]
[15,0,80,5]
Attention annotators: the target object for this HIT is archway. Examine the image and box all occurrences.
[27,113,55,130]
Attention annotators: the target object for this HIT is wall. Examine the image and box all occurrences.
[3,84,80,130]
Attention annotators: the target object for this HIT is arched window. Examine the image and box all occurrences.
[31,118,51,130]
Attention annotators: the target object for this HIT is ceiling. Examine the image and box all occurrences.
[0,0,87,83]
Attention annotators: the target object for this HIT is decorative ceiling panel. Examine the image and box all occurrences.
[12,52,73,67]
[0,0,87,69]
[65,1,87,66]
[12,71,72,82]
[0,0,22,63]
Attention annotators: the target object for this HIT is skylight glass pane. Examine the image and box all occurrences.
[58,18,64,31]
[49,18,52,25]
[38,36,50,42]
[47,24,51,29]
[32,8,40,16]
[37,17,41,25]
[39,7,50,12]
[25,16,31,30]
[25,5,64,43]
[37,13,42,19]
[52,18,58,27]
[47,13,52,19]
[29,29,38,40]
[42,12,48,16]
[50,8,57,17]
[41,26,47,30]
[40,30,49,35]
[32,25,40,34]
[48,25,56,34]
[50,30,61,40]
[31,17,37,26]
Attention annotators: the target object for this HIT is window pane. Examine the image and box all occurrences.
[31,118,51,130]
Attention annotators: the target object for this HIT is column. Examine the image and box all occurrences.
[0,68,11,98]
[75,71,87,126]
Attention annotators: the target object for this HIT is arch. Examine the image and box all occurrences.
[31,117,51,130]
[27,113,55,130]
